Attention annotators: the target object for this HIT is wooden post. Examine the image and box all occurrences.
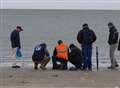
[96,46,99,71]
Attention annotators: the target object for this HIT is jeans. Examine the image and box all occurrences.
[82,45,92,70]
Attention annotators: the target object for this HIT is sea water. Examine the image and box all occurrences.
[0,9,120,62]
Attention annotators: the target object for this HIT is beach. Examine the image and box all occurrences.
[0,64,120,88]
[0,61,120,88]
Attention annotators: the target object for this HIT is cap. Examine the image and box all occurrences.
[83,23,88,28]
[58,40,63,44]
[108,22,113,26]
[17,26,23,31]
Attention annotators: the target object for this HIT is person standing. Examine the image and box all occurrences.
[107,22,119,69]
[77,24,96,71]
[52,40,68,70]
[10,26,23,68]
[32,43,50,70]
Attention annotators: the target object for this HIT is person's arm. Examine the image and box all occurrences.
[10,31,14,45]
[77,30,82,44]
[69,48,77,58]
[53,48,57,56]
[119,39,120,46]
[15,32,21,48]
[92,30,97,43]
[108,32,112,45]
[69,51,76,58]
[45,48,50,57]
[118,39,120,50]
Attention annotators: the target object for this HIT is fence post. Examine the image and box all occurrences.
[96,46,99,71]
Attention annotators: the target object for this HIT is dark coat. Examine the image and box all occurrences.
[32,44,50,62]
[108,27,119,45]
[10,30,21,48]
[77,28,96,46]
[69,46,83,68]
[118,39,120,51]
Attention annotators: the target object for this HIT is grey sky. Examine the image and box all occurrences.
[1,0,120,9]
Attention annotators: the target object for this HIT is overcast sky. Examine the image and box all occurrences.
[1,0,120,10]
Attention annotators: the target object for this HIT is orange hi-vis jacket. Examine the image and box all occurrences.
[55,43,68,60]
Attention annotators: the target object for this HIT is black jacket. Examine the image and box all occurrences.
[69,46,82,61]
[77,28,96,45]
[118,39,120,50]
[108,27,119,45]
[10,30,21,48]
[69,46,83,68]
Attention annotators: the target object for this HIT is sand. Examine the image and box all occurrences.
[0,65,120,88]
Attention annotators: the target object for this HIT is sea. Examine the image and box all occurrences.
[0,9,120,62]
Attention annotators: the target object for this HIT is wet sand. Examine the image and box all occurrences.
[0,65,120,88]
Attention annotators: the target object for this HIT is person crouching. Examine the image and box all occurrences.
[32,43,50,70]
[52,40,68,70]
[69,44,83,71]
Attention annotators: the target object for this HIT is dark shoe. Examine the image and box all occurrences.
[88,68,92,71]
[52,65,61,70]
[62,67,68,70]
[12,65,20,68]
[115,64,119,67]
[82,67,87,71]
[69,67,77,71]
[88,69,92,71]
[81,68,87,71]
[34,66,38,70]
[76,66,83,70]
[60,65,68,70]
[53,68,58,70]
[53,67,60,70]
[108,66,115,69]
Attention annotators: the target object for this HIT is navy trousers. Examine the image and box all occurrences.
[82,45,92,70]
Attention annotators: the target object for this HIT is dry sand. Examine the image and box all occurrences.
[0,65,120,88]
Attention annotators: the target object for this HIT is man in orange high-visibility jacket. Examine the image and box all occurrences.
[52,40,68,70]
